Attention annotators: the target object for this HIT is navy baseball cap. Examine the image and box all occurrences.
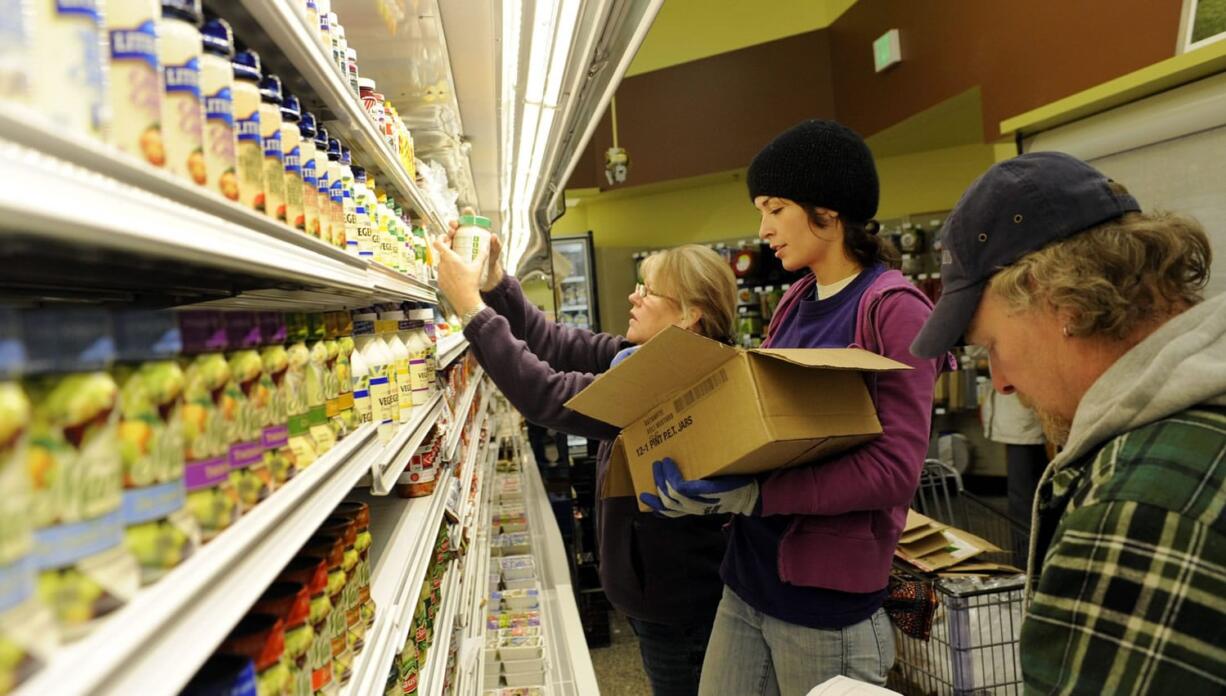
[910,152,1141,358]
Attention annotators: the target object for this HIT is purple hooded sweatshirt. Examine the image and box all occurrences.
[755,269,946,593]
[464,276,727,626]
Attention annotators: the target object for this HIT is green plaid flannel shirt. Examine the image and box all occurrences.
[1021,405,1226,694]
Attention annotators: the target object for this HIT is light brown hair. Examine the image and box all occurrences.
[641,245,738,342]
[988,184,1211,340]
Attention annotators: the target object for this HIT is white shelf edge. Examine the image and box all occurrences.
[16,425,380,696]
[437,334,469,370]
[234,0,448,232]
[0,105,440,308]
[444,371,485,463]
[368,262,439,304]
[371,392,445,495]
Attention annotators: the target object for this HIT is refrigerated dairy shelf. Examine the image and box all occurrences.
[455,390,494,534]
[342,386,493,695]
[211,0,449,233]
[13,424,381,696]
[438,333,471,369]
[0,104,437,308]
[370,391,446,495]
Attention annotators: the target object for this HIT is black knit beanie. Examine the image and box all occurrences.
[747,119,879,223]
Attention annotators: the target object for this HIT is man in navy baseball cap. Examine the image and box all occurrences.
[910,151,1140,359]
[912,151,1226,694]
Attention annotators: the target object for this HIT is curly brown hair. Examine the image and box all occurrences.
[987,184,1212,340]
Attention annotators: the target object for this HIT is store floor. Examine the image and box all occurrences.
[590,611,653,695]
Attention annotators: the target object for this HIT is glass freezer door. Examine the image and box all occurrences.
[553,232,600,332]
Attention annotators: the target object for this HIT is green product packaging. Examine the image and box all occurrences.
[112,310,200,584]
[22,310,139,638]
[278,556,335,694]
[179,311,240,543]
[301,534,351,687]
[284,314,320,469]
[225,313,273,511]
[259,312,297,486]
[253,582,316,696]
[0,367,55,693]
[305,316,335,455]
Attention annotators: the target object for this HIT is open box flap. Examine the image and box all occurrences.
[750,347,911,372]
[565,327,738,427]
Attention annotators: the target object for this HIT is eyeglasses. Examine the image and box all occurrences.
[634,283,676,302]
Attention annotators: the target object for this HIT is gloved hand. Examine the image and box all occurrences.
[639,457,760,517]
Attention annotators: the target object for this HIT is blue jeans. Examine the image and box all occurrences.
[628,615,715,696]
[698,587,894,696]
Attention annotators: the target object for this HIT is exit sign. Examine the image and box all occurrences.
[873,29,902,72]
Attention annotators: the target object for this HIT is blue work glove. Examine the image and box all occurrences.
[639,457,760,517]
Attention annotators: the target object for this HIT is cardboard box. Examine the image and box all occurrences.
[565,327,909,510]
[895,509,1010,573]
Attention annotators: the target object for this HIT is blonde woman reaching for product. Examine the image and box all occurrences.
[433,228,737,696]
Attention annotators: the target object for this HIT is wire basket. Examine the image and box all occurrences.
[889,460,1030,695]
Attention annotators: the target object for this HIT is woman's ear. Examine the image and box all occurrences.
[680,307,704,331]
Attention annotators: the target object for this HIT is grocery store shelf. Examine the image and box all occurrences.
[369,392,445,495]
[444,371,485,463]
[419,560,463,695]
[369,262,438,304]
[560,304,588,312]
[15,425,380,696]
[0,104,436,309]
[219,0,448,232]
[343,460,454,696]
[455,394,492,533]
[437,334,469,369]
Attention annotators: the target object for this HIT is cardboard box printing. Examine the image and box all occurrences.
[564,327,910,511]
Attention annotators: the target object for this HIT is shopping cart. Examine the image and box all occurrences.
[888,460,1030,696]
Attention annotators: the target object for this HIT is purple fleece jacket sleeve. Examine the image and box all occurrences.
[463,307,621,441]
[479,275,629,374]
[759,290,936,516]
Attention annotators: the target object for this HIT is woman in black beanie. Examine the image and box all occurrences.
[641,120,946,693]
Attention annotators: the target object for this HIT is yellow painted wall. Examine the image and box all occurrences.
[553,143,997,248]
[627,0,858,76]
[520,278,556,316]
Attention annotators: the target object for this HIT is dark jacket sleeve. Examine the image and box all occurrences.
[480,274,631,374]
[463,307,620,441]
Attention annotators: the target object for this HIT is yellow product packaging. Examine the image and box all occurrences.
[306,316,336,455]
[0,359,56,693]
[111,310,200,585]
[178,312,239,542]
[257,313,297,487]
[224,313,272,513]
[284,315,320,468]
[22,310,139,638]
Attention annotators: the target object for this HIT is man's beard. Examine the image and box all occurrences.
[1018,392,1072,447]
